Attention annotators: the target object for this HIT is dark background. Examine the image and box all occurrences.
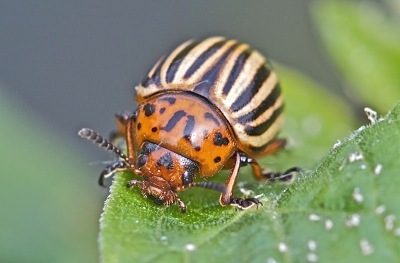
[0,1,352,163]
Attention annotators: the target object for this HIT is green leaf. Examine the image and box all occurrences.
[0,89,101,263]
[312,0,400,113]
[99,67,360,262]
[279,102,400,262]
[102,101,400,263]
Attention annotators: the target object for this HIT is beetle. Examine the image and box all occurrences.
[79,36,300,213]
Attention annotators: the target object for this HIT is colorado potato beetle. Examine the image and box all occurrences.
[79,36,300,213]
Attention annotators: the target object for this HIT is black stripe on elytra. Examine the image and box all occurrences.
[166,41,199,83]
[237,83,281,124]
[230,63,271,112]
[183,115,201,151]
[158,97,176,105]
[204,112,220,126]
[213,132,229,146]
[161,110,186,132]
[222,47,252,95]
[140,55,167,88]
[183,115,195,140]
[244,105,283,136]
[184,40,227,79]
[193,42,240,98]
[156,152,174,170]
[143,103,156,117]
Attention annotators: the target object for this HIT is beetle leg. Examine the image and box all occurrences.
[255,138,287,157]
[109,111,130,141]
[99,160,129,188]
[219,152,241,206]
[125,113,138,164]
[219,153,262,209]
[261,167,302,182]
[245,156,301,183]
[177,198,186,213]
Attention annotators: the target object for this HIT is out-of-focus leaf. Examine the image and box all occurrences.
[312,0,400,113]
[0,89,101,263]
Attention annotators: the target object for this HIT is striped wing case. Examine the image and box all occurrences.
[135,37,284,156]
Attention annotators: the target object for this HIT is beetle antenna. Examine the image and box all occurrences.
[183,181,227,194]
[78,128,135,168]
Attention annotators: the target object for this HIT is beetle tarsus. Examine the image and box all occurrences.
[230,197,263,210]
[98,160,128,187]
[263,166,302,183]
[177,199,186,213]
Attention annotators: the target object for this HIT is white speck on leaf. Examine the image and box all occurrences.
[346,214,360,227]
[278,242,288,252]
[185,243,196,251]
[309,214,320,222]
[239,187,254,197]
[349,152,363,162]
[364,107,377,124]
[360,238,374,255]
[308,240,317,251]
[384,215,396,231]
[375,205,386,215]
[374,164,382,175]
[325,219,333,230]
[352,188,364,203]
[394,228,400,236]
[333,140,341,148]
[267,258,277,263]
[307,253,318,262]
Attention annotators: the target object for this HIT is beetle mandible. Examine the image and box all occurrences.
[79,36,300,213]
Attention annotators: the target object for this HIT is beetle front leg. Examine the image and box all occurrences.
[243,155,301,183]
[99,161,129,188]
[220,152,262,210]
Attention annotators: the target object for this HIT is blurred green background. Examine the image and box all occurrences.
[1,1,397,262]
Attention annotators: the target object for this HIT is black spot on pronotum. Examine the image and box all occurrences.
[137,123,142,130]
[204,112,220,126]
[213,132,229,146]
[143,103,156,117]
[151,127,158,132]
[194,146,201,151]
[159,97,176,105]
[137,154,148,168]
[214,156,221,163]
[156,152,174,170]
[159,107,166,114]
